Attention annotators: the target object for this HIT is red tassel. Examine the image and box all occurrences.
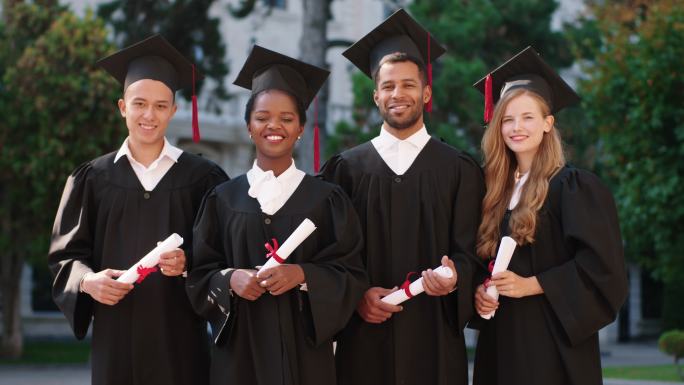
[192,64,200,142]
[426,32,433,113]
[484,73,493,123]
[313,96,320,173]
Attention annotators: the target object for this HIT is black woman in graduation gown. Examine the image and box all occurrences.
[49,35,228,385]
[470,47,628,385]
[320,10,485,385]
[186,46,368,385]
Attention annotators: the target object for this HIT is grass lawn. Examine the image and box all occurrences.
[0,340,90,365]
[604,364,684,382]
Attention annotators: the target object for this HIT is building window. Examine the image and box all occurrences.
[263,0,286,10]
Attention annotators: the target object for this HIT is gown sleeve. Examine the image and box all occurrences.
[298,186,368,346]
[536,169,628,346]
[318,154,354,199]
[48,162,96,339]
[443,155,487,331]
[186,188,235,344]
[184,164,229,271]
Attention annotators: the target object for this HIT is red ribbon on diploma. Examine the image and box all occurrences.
[483,259,495,288]
[136,265,158,284]
[265,238,285,264]
[400,271,420,298]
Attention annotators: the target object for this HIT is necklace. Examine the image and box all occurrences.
[514,169,526,183]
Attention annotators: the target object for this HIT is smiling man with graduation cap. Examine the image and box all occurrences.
[320,9,485,385]
[48,34,228,385]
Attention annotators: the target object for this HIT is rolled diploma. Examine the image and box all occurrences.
[117,233,184,284]
[257,218,317,276]
[482,236,517,319]
[381,265,454,305]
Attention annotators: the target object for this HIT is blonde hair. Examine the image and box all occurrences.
[476,89,565,258]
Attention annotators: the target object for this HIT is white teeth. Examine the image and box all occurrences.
[266,135,284,140]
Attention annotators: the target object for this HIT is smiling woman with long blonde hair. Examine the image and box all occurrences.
[470,47,628,385]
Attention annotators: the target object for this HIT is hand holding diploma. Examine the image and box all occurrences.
[117,233,184,285]
[81,269,133,306]
[381,256,456,306]
[256,218,316,276]
[481,236,516,319]
[357,286,403,324]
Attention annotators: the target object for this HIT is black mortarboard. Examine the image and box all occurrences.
[342,8,445,78]
[342,8,445,111]
[233,45,330,110]
[97,34,203,141]
[233,45,330,172]
[473,46,580,123]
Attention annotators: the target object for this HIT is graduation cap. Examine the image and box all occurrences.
[342,8,446,112]
[233,45,330,172]
[473,46,580,123]
[97,34,203,142]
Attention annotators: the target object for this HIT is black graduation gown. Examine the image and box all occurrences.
[186,174,368,385]
[48,151,228,385]
[472,166,628,385]
[320,138,485,385]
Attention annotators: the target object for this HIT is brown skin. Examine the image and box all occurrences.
[82,79,183,306]
[373,60,431,140]
[357,62,456,324]
[229,90,306,301]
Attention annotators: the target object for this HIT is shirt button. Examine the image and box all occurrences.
[264,218,271,225]
[143,192,151,199]
[394,177,402,183]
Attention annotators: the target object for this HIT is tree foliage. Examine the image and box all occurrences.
[0,1,123,357]
[575,0,684,280]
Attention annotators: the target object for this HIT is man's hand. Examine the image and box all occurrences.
[81,269,133,306]
[230,269,266,301]
[158,248,186,277]
[257,264,305,296]
[422,255,458,296]
[357,287,402,324]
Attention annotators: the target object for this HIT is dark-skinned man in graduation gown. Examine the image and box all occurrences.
[320,9,485,385]
[48,35,228,385]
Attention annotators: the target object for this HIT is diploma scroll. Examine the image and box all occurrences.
[482,236,517,320]
[256,219,317,276]
[117,233,184,284]
[381,265,454,305]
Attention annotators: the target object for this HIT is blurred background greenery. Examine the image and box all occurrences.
[0,1,682,370]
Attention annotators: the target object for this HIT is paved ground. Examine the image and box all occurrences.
[0,341,681,385]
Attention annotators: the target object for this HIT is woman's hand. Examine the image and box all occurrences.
[490,270,543,298]
[257,264,305,296]
[474,283,499,316]
[230,269,266,301]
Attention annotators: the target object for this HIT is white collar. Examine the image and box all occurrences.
[509,172,530,209]
[373,125,431,150]
[246,159,306,215]
[114,137,183,165]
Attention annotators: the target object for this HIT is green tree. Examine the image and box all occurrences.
[0,1,123,358]
[97,0,229,108]
[574,0,684,329]
[328,1,575,157]
[659,330,684,379]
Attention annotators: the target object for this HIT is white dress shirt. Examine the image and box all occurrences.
[508,172,529,209]
[371,125,431,175]
[114,137,183,191]
[246,159,305,215]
